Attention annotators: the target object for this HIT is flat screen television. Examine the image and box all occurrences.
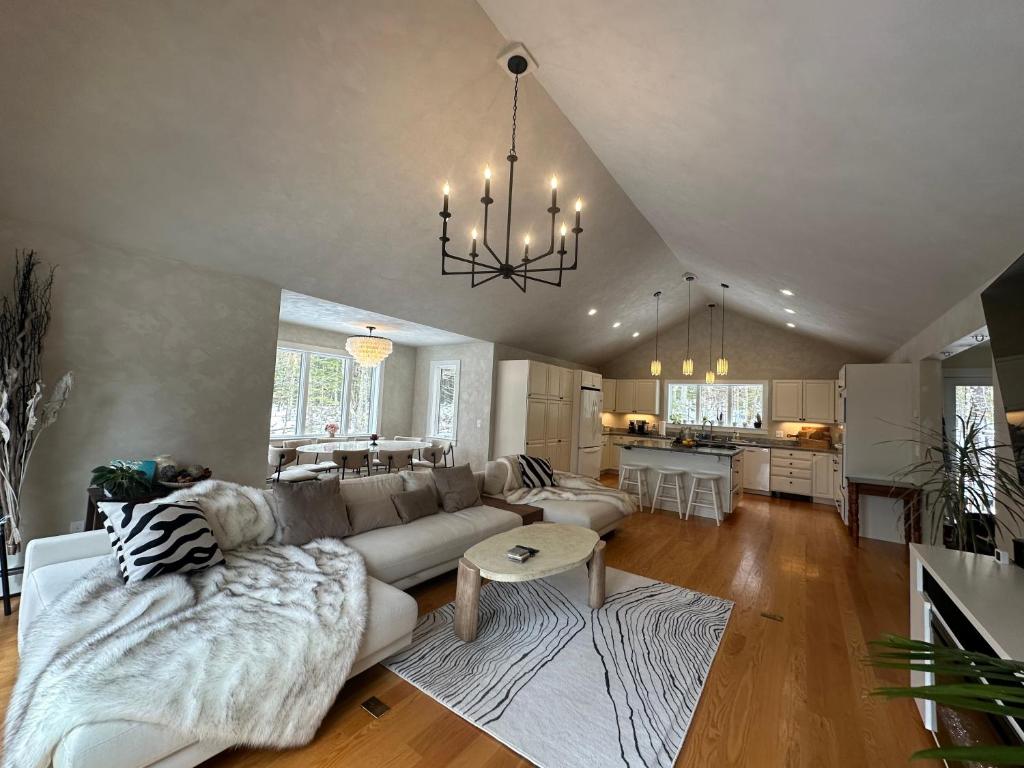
[981,253,1024,483]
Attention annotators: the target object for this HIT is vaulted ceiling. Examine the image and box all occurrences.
[2,1,1023,365]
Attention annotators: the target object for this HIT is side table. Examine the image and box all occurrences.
[481,495,544,525]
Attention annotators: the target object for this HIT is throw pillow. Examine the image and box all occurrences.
[431,464,482,513]
[102,516,129,583]
[390,486,439,523]
[346,497,403,535]
[518,454,557,489]
[98,500,225,583]
[272,475,351,545]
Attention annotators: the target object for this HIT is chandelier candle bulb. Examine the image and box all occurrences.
[483,167,491,199]
[442,182,450,214]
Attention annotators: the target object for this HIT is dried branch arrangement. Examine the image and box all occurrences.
[0,251,72,554]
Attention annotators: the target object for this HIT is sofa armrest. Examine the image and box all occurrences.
[23,529,111,582]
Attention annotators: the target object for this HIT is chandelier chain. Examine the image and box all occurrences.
[510,74,519,155]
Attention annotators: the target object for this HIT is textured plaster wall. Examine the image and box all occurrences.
[412,342,495,470]
[277,321,414,438]
[600,307,875,427]
[1,219,281,541]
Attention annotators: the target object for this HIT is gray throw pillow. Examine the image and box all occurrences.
[272,476,351,545]
[431,464,482,513]
[347,496,403,535]
[391,486,438,523]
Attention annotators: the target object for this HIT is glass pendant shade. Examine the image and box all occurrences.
[345,326,393,368]
[705,369,716,384]
[650,290,662,378]
[716,357,729,376]
[682,358,694,376]
[650,359,662,376]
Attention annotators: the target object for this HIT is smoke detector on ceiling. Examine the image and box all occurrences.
[497,42,539,79]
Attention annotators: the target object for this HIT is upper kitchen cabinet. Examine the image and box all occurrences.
[634,380,660,414]
[527,361,548,398]
[558,367,574,401]
[601,379,616,411]
[614,379,636,412]
[525,361,572,401]
[771,380,804,421]
[771,379,838,423]
[581,370,602,389]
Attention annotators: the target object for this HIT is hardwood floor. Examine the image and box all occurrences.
[0,483,938,767]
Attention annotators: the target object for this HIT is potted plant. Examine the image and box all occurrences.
[894,413,1024,554]
[324,422,338,439]
[90,460,154,501]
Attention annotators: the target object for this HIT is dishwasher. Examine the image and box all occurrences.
[742,447,771,495]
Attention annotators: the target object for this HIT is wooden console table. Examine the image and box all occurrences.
[846,476,922,546]
[481,495,544,525]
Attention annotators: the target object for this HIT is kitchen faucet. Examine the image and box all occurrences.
[701,418,714,442]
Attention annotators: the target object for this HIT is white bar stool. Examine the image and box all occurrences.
[686,472,722,526]
[618,463,650,510]
[649,468,687,517]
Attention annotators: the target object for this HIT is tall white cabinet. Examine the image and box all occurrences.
[493,360,575,471]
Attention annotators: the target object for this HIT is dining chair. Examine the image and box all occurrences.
[394,435,426,461]
[331,449,371,480]
[282,437,330,471]
[374,449,414,474]
[267,447,317,483]
[432,440,455,467]
[412,444,445,471]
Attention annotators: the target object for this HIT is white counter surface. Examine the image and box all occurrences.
[911,543,1024,660]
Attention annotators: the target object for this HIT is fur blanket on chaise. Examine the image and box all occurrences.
[3,481,368,768]
[497,456,637,516]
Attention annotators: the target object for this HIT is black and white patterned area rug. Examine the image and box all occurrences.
[384,567,732,768]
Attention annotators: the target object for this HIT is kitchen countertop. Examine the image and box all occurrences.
[618,440,743,458]
[604,430,838,453]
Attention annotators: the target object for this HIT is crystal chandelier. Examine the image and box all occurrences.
[438,51,583,292]
[650,291,662,376]
[716,283,730,376]
[681,273,695,376]
[705,304,716,384]
[345,326,393,368]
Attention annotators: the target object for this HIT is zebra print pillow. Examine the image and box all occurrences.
[98,500,225,583]
[102,517,129,583]
[518,454,557,489]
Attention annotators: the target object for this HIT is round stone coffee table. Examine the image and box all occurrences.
[454,523,605,642]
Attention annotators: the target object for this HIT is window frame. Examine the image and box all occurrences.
[425,360,460,441]
[664,379,769,432]
[269,343,383,439]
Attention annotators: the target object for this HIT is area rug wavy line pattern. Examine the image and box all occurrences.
[384,568,732,768]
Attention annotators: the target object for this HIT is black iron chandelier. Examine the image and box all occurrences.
[438,52,583,292]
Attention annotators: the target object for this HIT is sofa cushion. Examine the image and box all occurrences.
[339,472,404,501]
[483,461,508,496]
[399,469,441,505]
[272,476,351,544]
[431,464,481,513]
[98,500,225,583]
[357,577,418,665]
[344,505,522,584]
[339,473,404,534]
[390,486,438,523]
[538,498,623,532]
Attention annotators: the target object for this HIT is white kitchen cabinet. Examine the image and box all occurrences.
[602,379,616,412]
[549,441,571,472]
[556,400,573,442]
[525,439,547,461]
[528,362,548,399]
[525,399,546,443]
[582,371,602,389]
[614,380,636,412]
[803,380,836,423]
[544,401,560,441]
[558,367,574,401]
[545,365,562,398]
[771,379,839,423]
[770,448,813,496]
[811,452,833,499]
[634,379,660,414]
[771,380,804,421]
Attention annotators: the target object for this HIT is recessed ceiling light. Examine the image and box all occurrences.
[632,331,640,338]
[587,308,597,316]
[612,321,621,328]
[780,289,794,296]
[786,322,796,328]
[783,308,796,314]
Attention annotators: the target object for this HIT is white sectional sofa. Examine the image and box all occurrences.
[18,468,522,768]
[482,460,628,536]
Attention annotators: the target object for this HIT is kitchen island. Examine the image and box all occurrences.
[616,440,744,519]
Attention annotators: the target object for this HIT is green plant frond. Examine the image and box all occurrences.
[911,744,1024,765]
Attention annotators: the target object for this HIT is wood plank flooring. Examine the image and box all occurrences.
[0,483,939,767]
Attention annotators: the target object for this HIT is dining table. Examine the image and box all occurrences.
[296,439,433,462]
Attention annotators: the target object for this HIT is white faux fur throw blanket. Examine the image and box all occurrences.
[499,457,637,516]
[4,481,368,768]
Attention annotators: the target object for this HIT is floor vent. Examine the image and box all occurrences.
[361,697,390,718]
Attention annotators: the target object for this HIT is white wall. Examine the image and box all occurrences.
[412,342,495,470]
[276,321,414,438]
[1,219,281,541]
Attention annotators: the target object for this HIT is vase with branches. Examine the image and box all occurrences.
[895,412,1024,553]
[0,251,72,554]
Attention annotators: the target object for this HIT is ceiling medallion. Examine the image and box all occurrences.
[345,326,393,368]
[438,48,583,292]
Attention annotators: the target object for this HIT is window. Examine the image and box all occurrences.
[665,381,766,429]
[269,346,381,437]
[426,361,460,440]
